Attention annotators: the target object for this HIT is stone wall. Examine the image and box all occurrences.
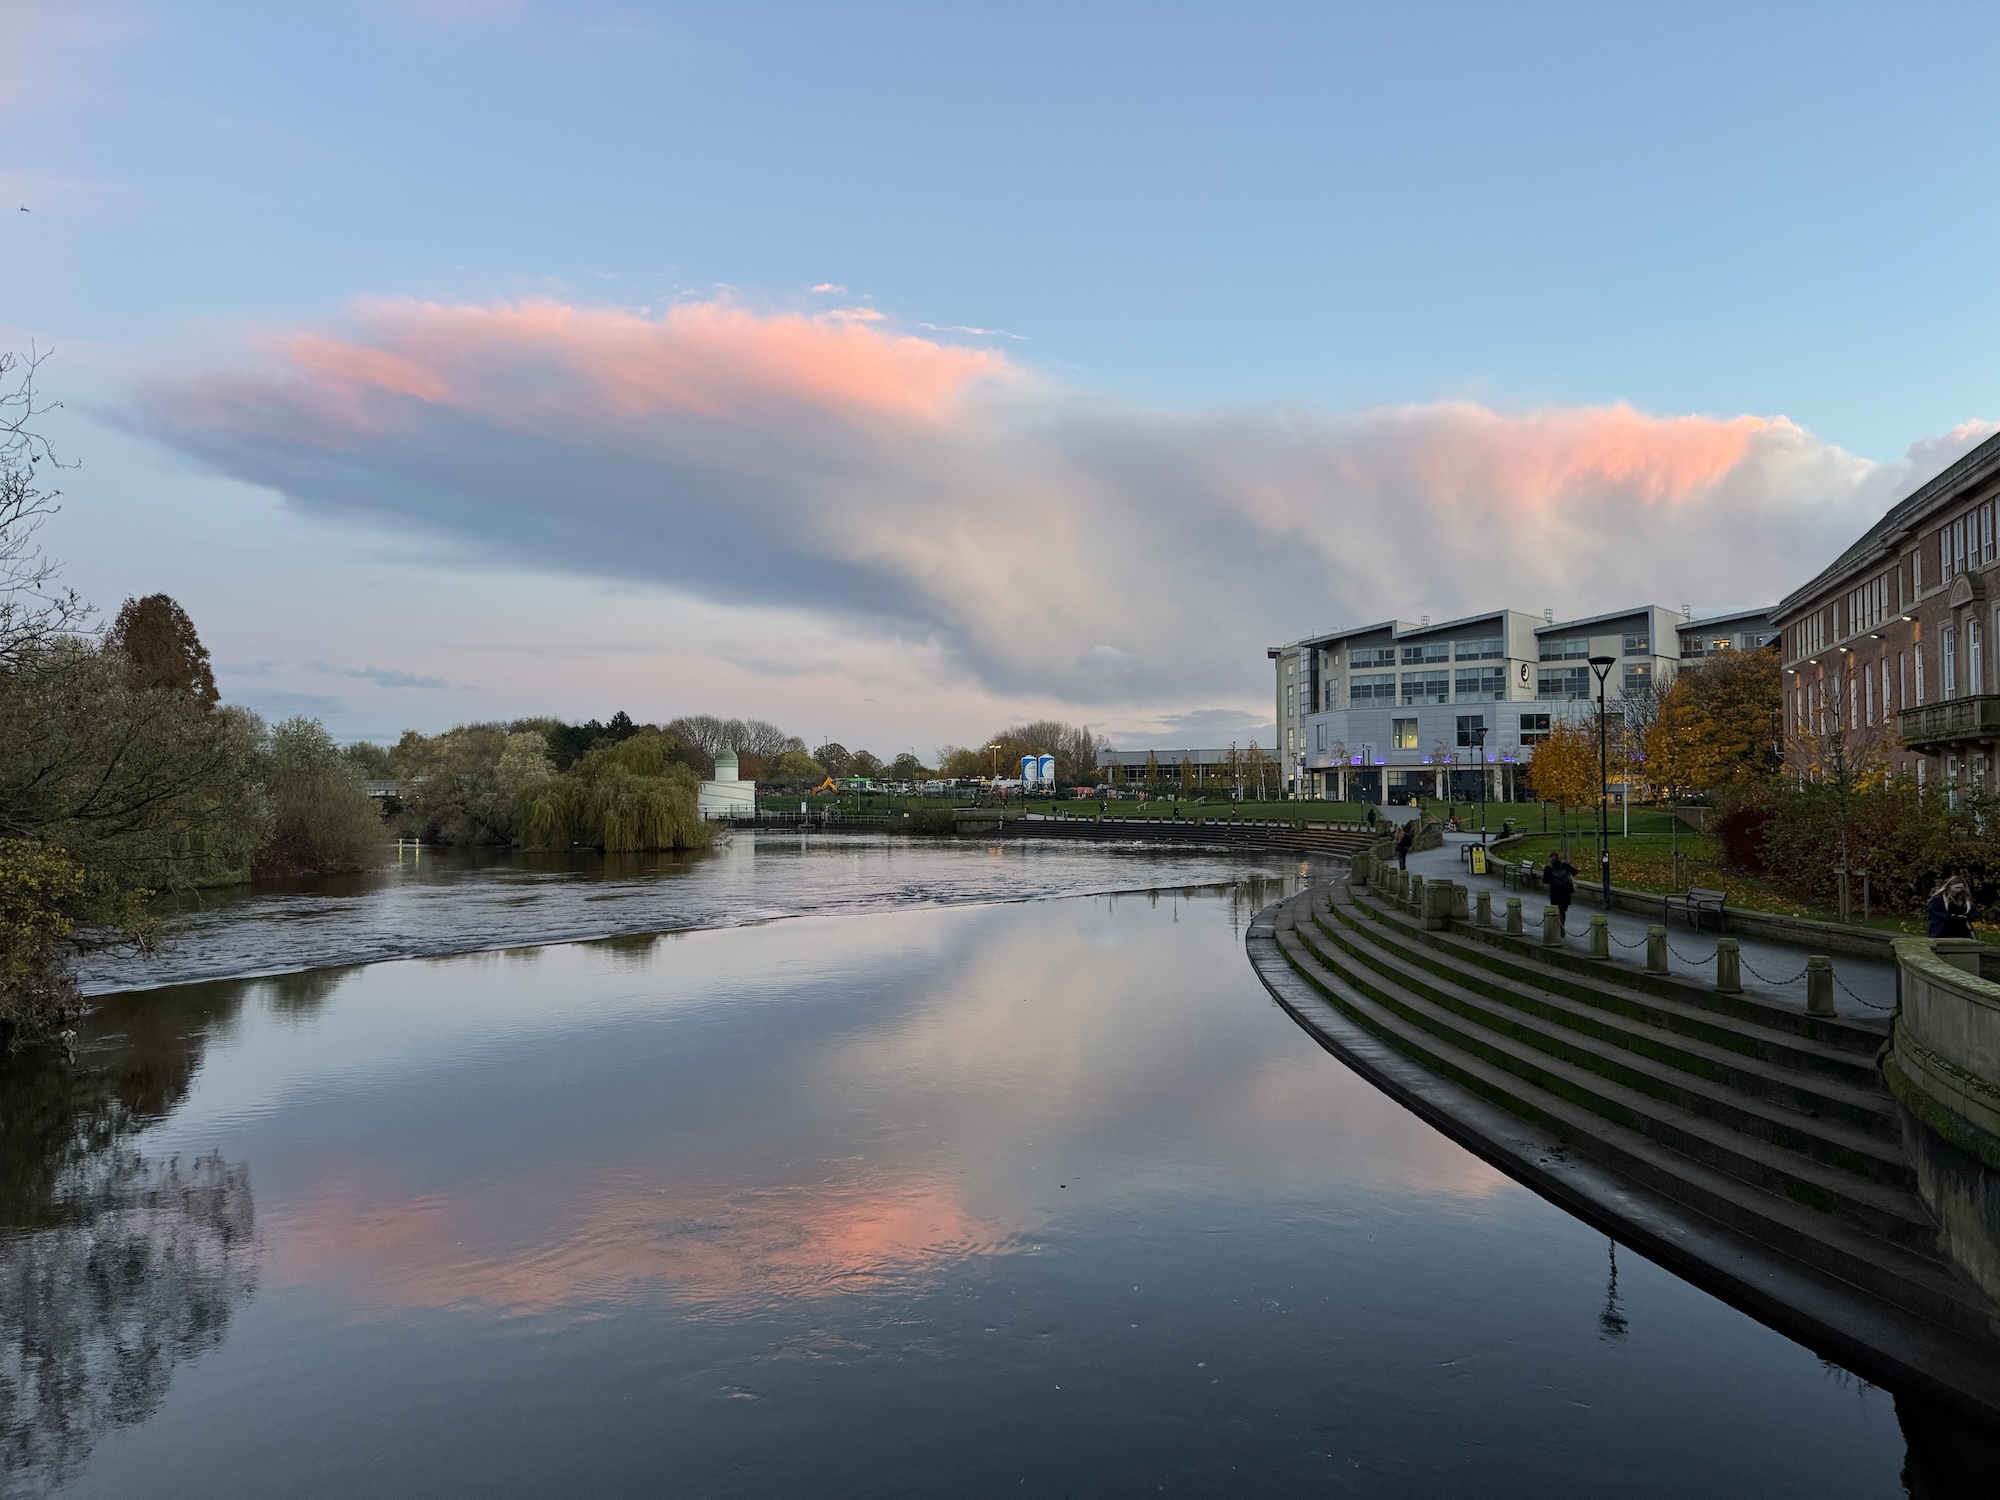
[1888,937,2000,1308]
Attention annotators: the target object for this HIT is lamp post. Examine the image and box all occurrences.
[1471,721,1489,846]
[1588,656,1616,908]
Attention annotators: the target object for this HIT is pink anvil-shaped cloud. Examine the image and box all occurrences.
[133,296,1993,705]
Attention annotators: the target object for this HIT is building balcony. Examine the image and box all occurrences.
[1900,695,2000,748]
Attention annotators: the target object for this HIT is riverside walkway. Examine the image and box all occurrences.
[1408,833,1899,1022]
[1247,853,2000,1427]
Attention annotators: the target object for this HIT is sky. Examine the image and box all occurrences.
[4,1,1999,756]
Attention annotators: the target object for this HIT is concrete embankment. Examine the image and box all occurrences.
[1248,862,2000,1428]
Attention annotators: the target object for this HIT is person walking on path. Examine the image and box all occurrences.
[1366,805,1378,833]
[1543,851,1578,935]
[1395,823,1414,871]
[1928,877,1976,938]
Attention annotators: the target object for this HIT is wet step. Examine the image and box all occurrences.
[1359,888,1890,1069]
[1285,912,1931,1253]
[1318,896,1905,1162]
[1265,899,1990,1336]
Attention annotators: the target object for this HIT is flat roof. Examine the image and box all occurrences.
[1680,606,1775,631]
[1535,603,1678,636]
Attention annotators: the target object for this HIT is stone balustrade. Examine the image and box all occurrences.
[1887,937,2000,1307]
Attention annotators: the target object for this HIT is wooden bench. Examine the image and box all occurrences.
[1501,859,1538,891]
[1677,887,1728,932]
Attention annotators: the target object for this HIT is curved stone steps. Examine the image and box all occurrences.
[1357,897,1892,1091]
[1279,919,1938,1264]
[1313,899,1907,1177]
[1265,895,1993,1336]
[1248,888,2000,1427]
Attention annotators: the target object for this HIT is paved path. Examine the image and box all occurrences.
[1388,830,1898,1024]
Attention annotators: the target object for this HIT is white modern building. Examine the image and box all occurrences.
[697,746,757,819]
[1271,603,1776,801]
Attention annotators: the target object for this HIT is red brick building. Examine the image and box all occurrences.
[1773,432,2000,791]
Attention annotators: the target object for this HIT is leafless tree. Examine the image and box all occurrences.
[0,348,88,667]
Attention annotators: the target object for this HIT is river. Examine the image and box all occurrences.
[1,833,1939,1494]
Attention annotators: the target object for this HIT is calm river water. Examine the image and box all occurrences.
[0,834,1957,1494]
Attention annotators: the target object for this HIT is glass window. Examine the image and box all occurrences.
[1622,664,1650,697]
[1454,666,1505,700]
[1945,626,1957,699]
[1622,632,1649,656]
[1538,636,1591,662]
[1974,619,1985,696]
[1401,642,1449,665]
[1401,670,1449,705]
[1352,646,1397,668]
[1453,635,1504,661]
[1393,718,1420,751]
[1536,667,1591,700]
[1349,673,1396,705]
[1455,714,1487,747]
[1680,633,1704,657]
[1316,722,1327,752]
[1519,713,1550,746]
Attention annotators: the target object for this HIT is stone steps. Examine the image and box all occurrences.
[1366,898,1891,1087]
[1267,885,1995,1339]
[1296,904,1925,1252]
[1313,900,1907,1176]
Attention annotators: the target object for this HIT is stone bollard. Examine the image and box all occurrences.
[1451,884,1470,923]
[1716,938,1743,994]
[1806,955,1834,1017]
[1475,890,1493,927]
[1587,913,1610,960]
[1542,905,1562,947]
[1408,874,1424,915]
[1421,879,1452,929]
[1646,924,1668,975]
[1505,896,1523,935]
[1349,849,1372,890]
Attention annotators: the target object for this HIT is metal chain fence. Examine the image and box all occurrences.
[1834,972,1898,1012]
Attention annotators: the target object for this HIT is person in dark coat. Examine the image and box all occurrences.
[1543,852,1578,934]
[1395,823,1414,871]
[1366,805,1378,832]
[1928,877,1976,938]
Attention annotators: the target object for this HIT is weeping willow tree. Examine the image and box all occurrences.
[518,732,717,852]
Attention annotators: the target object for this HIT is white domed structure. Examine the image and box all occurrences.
[698,745,756,820]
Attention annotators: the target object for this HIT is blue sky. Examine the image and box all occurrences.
[5,2,1998,751]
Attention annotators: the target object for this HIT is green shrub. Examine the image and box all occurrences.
[907,807,956,836]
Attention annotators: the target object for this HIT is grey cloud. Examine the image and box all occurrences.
[310,661,456,690]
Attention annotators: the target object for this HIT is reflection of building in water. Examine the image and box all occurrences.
[0,1150,257,1495]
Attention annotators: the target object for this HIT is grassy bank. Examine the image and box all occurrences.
[1500,827,1943,936]
[757,794,1385,821]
